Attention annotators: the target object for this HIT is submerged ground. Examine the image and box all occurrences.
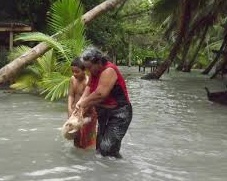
[0,67,227,181]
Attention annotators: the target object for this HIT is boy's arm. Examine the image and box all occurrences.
[80,85,91,100]
[68,77,75,117]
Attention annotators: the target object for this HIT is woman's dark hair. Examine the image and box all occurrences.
[71,57,85,70]
[82,46,108,65]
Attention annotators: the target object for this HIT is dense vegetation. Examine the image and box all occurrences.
[0,0,54,31]
[1,0,227,100]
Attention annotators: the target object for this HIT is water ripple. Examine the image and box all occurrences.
[1,68,227,181]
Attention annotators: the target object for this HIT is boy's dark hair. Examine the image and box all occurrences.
[71,57,85,70]
[82,46,108,65]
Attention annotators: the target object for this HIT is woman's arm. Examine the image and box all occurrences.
[75,85,91,110]
[68,77,75,117]
[80,85,91,100]
[80,68,117,108]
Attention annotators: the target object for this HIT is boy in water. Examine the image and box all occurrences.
[68,57,97,149]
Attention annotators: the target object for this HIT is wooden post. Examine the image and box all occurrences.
[9,31,13,50]
[128,35,132,67]
[112,49,117,64]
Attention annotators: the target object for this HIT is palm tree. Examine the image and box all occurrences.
[8,0,85,101]
[182,13,214,72]
[142,0,227,79]
[202,24,227,75]
[176,8,215,71]
[181,0,227,72]
[142,0,192,79]
[183,24,209,72]
[0,0,125,84]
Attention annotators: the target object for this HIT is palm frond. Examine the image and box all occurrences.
[208,40,222,50]
[47,0,84,36]
[151,0,180,24]
[37,50,58,75]
[14,32,70,62]
[56,61,71,77]
[8,45,32,61]
[10,74,39,92]
[40,72,70,101]
[60,38,86,59]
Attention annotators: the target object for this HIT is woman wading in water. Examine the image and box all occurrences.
[76,47,132,158]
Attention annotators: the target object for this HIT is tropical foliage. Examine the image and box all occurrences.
[136,0,227,79]
[0,0,55,31]
[9,0,86,101]
[2,0,227,85]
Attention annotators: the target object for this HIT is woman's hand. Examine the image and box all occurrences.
[82,107,91,117]
[75,100,82,110]
[76,97,89,109]
[76,100,90,117]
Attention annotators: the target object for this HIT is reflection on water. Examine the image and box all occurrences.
[0,67,227,181]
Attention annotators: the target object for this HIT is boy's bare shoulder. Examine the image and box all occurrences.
[70,76,75,81]
[70,76,78,84]
[70,76,83,88]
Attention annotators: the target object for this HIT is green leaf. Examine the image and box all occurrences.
[40,72,70,101]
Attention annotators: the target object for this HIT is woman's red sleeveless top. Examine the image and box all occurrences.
[89,62,130,106]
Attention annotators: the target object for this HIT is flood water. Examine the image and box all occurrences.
[0,67,227,181]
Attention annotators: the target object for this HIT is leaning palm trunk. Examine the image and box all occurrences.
[176,20,196,71]
[175,38,192,71]
[201,1,227,75]
[180,13,211,72]
[202,34,227,75]
[0,0,124,84]
[210,50,227,79]
[142,0,191,80]
[183,24,209,72]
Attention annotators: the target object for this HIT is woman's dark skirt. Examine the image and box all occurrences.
[96,103,132,158]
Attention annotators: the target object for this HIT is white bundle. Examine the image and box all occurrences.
[62,109,91,140]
